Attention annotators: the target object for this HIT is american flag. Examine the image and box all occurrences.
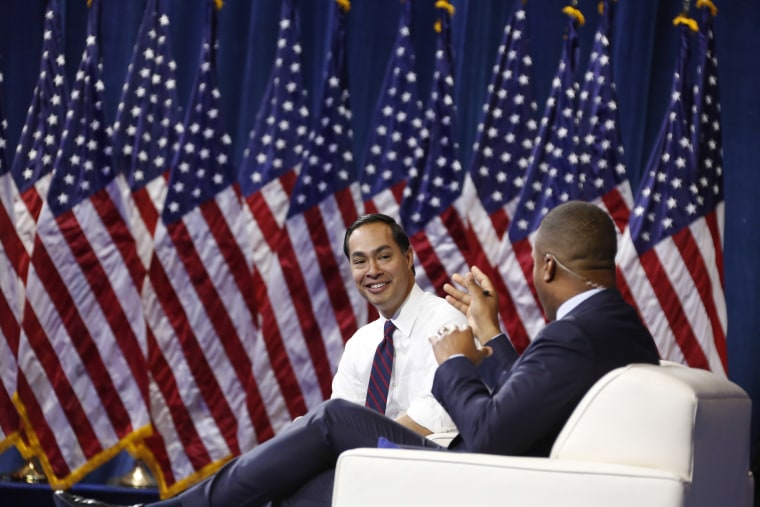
[15,0,152,488]
[576,1,633,231]
[502,7,584,338]
[616,14,727,376]
[0,69,23,445]
[689,1,727,370]
[108,0,193,494]
[461,2,537,351]
[9,0,68,254]
[140,0,278,495]
[237,0,312,423]
[111,0,179,268]
[270,0,365,409]
[399,2,471,297]
[692,1,725,260]
[4,0,67,458]
[360,0,421,221]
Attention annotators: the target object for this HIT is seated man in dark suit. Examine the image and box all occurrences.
[54,200,660,507]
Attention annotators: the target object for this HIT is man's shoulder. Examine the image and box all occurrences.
[574,287,620,305]
[538,290,655,353]
[417,289,449,308]
[395,286,466,339]
[417,290,466,320]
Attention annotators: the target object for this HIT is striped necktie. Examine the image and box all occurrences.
[365,320,395,413]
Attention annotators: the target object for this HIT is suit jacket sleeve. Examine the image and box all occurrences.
[432,320,595,456]
[477,334,519,389]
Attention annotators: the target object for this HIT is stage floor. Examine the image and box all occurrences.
[0,481,160,507]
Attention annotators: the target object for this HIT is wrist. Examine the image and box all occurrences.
[477,326,501,344]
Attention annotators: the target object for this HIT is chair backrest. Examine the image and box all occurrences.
[550,362,752,506]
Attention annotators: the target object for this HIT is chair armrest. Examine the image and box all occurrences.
[332,448,687,507]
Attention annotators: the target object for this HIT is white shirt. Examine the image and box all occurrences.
[331,284,468,433]
[555,288,605,321]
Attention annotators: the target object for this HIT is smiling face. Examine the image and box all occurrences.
[347,221,415,319]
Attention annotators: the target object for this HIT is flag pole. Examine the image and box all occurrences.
[434,0,455,33]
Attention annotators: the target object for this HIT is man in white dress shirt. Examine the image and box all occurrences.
[332,213,468,436]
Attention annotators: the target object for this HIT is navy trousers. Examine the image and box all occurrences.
[152,399,445,507]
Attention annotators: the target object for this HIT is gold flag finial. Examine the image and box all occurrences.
[673,14,699,32]
[696,0,718,17]
[562,5,586,26]
[434,1,454,32]
[336,0,350,12]
[435,0,455,16]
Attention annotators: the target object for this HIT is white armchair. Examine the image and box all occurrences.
[333,362,753,507]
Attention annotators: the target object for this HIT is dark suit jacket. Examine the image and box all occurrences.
[432,288,660,457]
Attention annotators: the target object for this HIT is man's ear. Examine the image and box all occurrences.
[543,254,556,283]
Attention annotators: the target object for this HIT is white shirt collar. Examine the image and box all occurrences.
[556,288,605,321]
[388,283,424,339]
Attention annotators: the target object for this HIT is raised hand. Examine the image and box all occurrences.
[443,266,501,344]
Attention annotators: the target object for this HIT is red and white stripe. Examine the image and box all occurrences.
[142,184,291,493]
[16,179,151,485]
[0,172,23,442]
[617,206,727,376]
[264,183,365,409]
[242,168,312,418]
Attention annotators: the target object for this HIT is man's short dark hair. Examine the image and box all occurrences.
[343,213,411,259]
[539,201,617,271]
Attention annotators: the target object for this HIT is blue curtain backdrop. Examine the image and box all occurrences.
[1,0,759,485]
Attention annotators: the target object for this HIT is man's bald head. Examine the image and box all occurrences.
[535,201,617,275]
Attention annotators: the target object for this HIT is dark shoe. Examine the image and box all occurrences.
[53,490,143,507]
